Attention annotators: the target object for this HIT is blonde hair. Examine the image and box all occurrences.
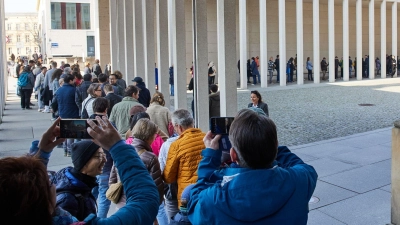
[132,118,158,141]
[150,91,165,106]
[59,78,64,86]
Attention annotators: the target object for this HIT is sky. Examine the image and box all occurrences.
[4,0,37,13]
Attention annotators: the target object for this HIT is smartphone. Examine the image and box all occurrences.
[59,119,97,139]
[210,117,235,135]
[210,117,234,151]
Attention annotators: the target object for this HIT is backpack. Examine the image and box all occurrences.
[17,72,29,87]
[81,98,94,119]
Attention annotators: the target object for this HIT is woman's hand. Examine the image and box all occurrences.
[87,116,122,150]
[38,117,65,153]
[203,131,221,150]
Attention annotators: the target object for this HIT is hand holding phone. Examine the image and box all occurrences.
[209,117,234,151]
[59,119,97,139]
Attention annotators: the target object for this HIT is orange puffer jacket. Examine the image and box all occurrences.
[162,128,205,208]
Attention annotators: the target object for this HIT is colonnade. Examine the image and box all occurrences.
[106,0,399,131]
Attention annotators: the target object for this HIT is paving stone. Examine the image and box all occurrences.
[380,184,391,193]
[291,152,318,162]
[307,158,359,178]
[291,143,360,158]
[330,144,391,165]
[309,180,357,210]
[318,189,391,225]
[307,210,346,225]
[320,160,391,194]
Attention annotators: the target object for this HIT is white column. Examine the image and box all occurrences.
[381,0,387,78]
[239,0,247,89]
[174,0,186,109]
[143,0,155,95]
[217,0,237,117]
[260,0,268,87]
[369,0,375,79]
[296,0,304,85]
[279,0,286,86]
[328,0,335,82]
[156,0,170,107]
[356,0,362,80]
[124,0,134,81]
[116,0,126,76]
[109,0,118,70]
[313,0,320,83]
[168,0,175,67]
[393,2,397,77]
[0,0,6,121]
[343,0,349,81]
[133,0,145,79]
[193,0,209,131]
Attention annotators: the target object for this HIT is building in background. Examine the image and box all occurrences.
[36,0,100,65]
[4,13,39,61]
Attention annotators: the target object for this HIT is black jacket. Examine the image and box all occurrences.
[75,81,92,113]
[136,83,151,107]
[248,101,269,117]
[105,92,123,117]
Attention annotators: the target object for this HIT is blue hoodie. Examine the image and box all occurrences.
[187,146,318,225]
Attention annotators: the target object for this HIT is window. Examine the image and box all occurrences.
[81,4,90,29]
[51,2,90,29]
[17,48,20,54]
[34,47,39,52]
[25,23,30,30]
[7,24,11,30]
[26,47,30,54]
[25,35,30,43]
[51,2,62,29]
[7,35,12,43]
[16,35,20,42]
[16,24,20,30]
[34,23,38,30]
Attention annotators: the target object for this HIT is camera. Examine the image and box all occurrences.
[59,119,97,139]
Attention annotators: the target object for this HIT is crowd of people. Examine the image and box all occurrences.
[1,55,319,224]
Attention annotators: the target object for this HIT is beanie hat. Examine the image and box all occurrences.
[71,141,100,172]
[129,105,146,117]
[248,107,267,117]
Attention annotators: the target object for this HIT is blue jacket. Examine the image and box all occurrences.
[187,146,318,225]
[251,60,259,76]
[56,83,80,118]
[53,167,97,221]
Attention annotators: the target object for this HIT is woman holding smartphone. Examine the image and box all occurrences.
[247,90,269,117]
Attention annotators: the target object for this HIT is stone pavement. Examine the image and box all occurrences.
[1,76,397,224]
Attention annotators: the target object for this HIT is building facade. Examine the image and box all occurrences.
[36,0,100,63]
[4,13,39,61]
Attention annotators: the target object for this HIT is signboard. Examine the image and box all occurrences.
[51,43,59,48]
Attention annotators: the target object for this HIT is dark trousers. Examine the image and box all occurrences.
[308,69,313,81]
[276,69,280,82]
[20,88,33,108]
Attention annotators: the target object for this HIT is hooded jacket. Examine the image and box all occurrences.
[187,146,318,225]
[109,96,143,137]
[56,83,80,118]
[136,82,151,107]
[53,167,97,221]
[209,92,220,118]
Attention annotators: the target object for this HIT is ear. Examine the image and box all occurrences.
[230,148,238,163]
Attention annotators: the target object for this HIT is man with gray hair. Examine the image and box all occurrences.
[42,61,57,113]
[60,67,72,79]
[163,109,205,210]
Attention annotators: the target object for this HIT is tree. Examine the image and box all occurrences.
[26,22,42,53]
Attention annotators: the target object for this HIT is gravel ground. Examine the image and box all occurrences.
[172,78,400,146]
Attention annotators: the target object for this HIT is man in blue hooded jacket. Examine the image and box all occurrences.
[132,76,151,107]
[187,109,318,224]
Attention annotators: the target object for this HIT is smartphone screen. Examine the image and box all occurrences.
[210,117,235,135]
[59,119,96,139]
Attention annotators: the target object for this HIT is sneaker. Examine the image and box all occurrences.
[25,107,33,110]
[29,103,35,106]
[38,108,44,112]
[66,152,71,157]
[42,109,51,113]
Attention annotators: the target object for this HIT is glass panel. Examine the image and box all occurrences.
[81,3,91,29]
[25,35,29,42]
[66,3,77,29]
[51,2,62,29]
[25,23,30,30]
[7,24,11,30]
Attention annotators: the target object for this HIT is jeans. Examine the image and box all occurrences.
[164,198,179,222]
[268,70,273,83]
[322,70,327,80]
[63,139,74,155]
[92,172,111,218]
[157,202,169,225]
[276,69,280,82]
[170,84,174,96]
[308,69,313,81]
[257,74,261,84]
[20,88,33,108]
[252,74,258,84]
[37,90,44,109]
